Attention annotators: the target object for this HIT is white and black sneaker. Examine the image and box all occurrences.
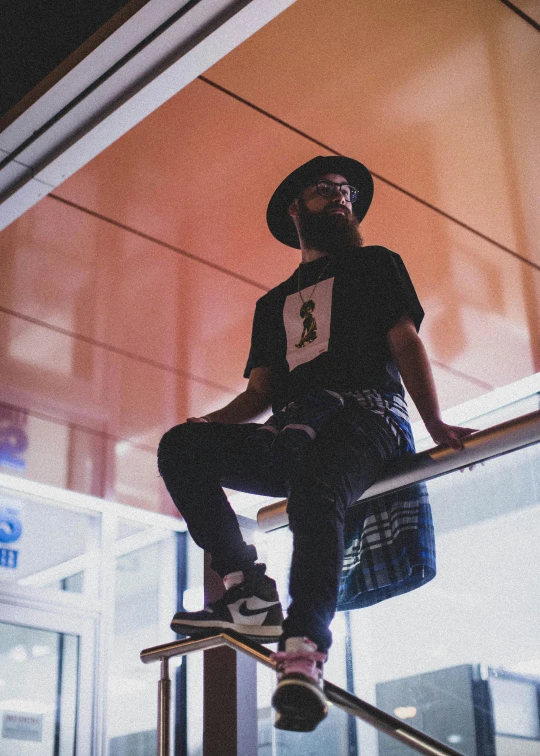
[171,564,283,643]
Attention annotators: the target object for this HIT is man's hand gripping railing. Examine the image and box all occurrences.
[257,409,540,532]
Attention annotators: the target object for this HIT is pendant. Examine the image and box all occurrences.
[296,299,318,348]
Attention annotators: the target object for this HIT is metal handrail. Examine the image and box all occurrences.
[141,630,464,756]
[258,408,540,531]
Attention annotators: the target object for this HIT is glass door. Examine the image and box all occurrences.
[0,602,95,755]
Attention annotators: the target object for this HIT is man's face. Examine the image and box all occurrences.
[290,173,363,254]
[301,173,354,218]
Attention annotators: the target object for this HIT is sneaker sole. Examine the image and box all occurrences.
[274,713,322,732]
[272,675,327,729]
[171,619,282,643]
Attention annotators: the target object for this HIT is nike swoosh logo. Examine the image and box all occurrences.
[238,600,280,617]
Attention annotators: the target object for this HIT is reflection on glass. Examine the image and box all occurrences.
[256,528,354,754]
[0,621,79,755]
[349,441,540,755]
[113,441,164,512]
[0,404,70,489]
[108,529,179,755]
[0,489,100,596]
[257,440,540,755]
[184,531,204,756]
[490,672,540,739]
[0,401,164,511]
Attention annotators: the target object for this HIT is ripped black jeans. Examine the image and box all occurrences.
[157,403,400,651]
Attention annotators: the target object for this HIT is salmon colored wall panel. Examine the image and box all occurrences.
[362,179,540,387]
[49,65,540,393]
[404,363,488,424]
[0,309,232,447]
[421,366,487,420]
[54,79,313,290]
[207,0,540,267]
[107,439,177,515]
[514,0,540,25]
[0,196,261,393]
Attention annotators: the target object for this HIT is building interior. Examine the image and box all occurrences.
[0,1,539,754]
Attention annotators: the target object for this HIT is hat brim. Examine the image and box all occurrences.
[266,155,374,249]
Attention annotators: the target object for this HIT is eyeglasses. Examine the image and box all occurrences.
[313,179,359,203]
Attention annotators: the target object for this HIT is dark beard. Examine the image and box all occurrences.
[297,198,363,256]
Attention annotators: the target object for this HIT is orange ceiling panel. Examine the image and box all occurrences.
[0,306,230,448]
[0,195,259,394]
[515,0,540,25]
[362,179,540,387]
[3,0,540,514]
[207,0,540,267]
[2,0,539,468]
[22,29,540,410]
[54,78,318,291]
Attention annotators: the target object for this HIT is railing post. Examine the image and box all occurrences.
[158,656,171,756]
[203,555,258,756]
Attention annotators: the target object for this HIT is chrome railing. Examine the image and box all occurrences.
[141,629,465,756]
[258,408,540,531]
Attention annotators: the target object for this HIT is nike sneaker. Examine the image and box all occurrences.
[171,564,283,643]
[271,637,328,731]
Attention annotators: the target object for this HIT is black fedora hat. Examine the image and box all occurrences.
[266,155,374,248]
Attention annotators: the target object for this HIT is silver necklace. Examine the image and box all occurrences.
[297,258,331,305]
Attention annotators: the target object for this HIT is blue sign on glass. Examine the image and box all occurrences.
[0,548,18,568]
[0,408,28,470]
[0,508,22,544]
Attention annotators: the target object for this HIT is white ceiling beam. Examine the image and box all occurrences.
[0,0,296,230]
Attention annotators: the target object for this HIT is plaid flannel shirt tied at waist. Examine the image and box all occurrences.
[337,389,436,611]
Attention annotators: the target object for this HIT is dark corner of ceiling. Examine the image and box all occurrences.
[0,0,151,125]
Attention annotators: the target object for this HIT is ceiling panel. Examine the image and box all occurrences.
[510,0,540,25]
[53,78,317,290]
[362,178,540,388]
[206,0,540,266]
[419,366,487,423]
[0,308,231,448]
[0,195,259,393]
[45,36,540,408]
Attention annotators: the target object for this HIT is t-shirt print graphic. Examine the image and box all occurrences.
[284,276,334,371]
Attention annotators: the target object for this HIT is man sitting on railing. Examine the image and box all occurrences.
[157,156,474,732]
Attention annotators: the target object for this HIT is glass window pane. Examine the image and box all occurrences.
[348,441,540,754]
[257,440,540,754]
[490,676,540,739]
[0,621,79,756]
[0,487,100,596]
[108,524,179,755]
[257,662,354,756]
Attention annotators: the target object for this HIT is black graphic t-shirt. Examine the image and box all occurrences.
[244,246,424,412]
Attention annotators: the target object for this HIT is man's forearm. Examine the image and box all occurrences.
[393,337,442,429]
[204,388,272,424]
